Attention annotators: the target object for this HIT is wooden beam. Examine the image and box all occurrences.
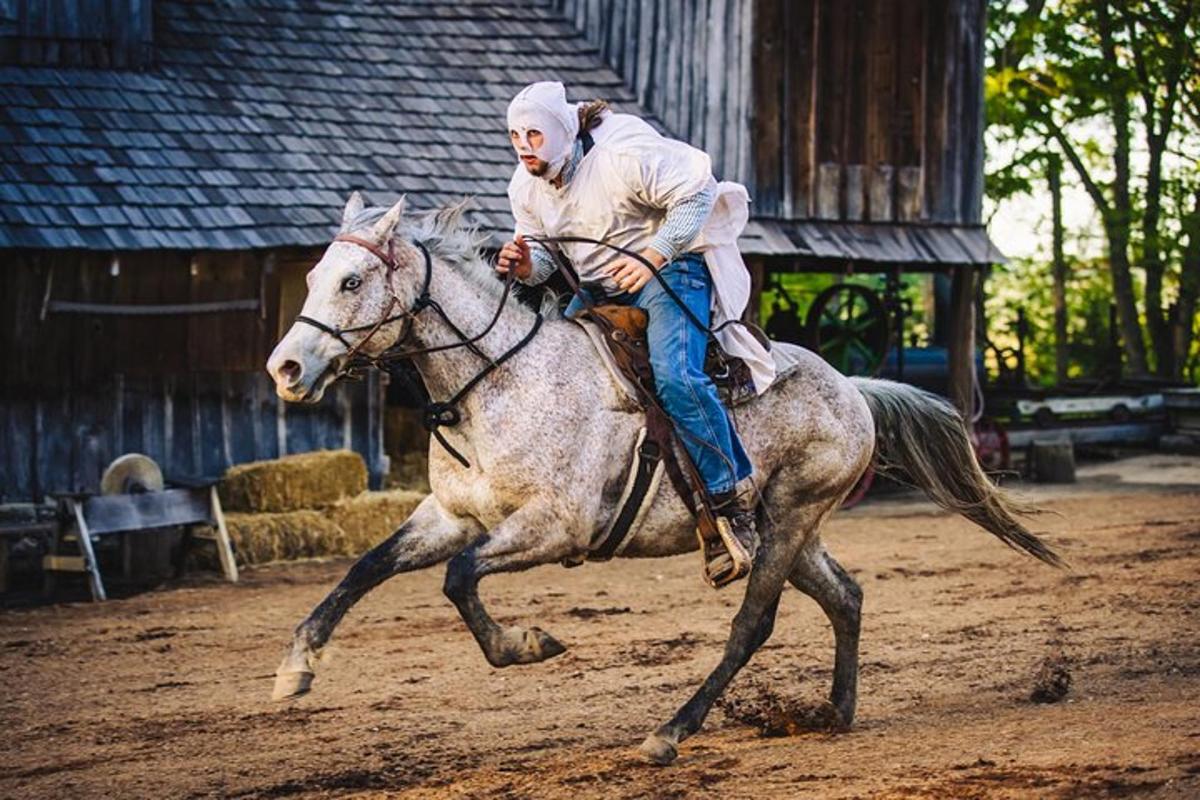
[209,486,239,583]
[946,265,977,416]
[47,299,260,316]
[70,500,106,601]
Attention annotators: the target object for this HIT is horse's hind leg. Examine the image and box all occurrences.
[637,529,795,766]
[789,542,863,727]
[443,500,580,667]
[272,495,477,700]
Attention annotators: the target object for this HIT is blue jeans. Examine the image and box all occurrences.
[566,253,753,495]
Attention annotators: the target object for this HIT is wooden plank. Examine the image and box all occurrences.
[816,162,841,219]
[924,0,951,221]
[786,0,819,218]
[70,500,106,601]
[868,164,895,221]
[42,554,86,573]
[209,486,239,583]
[635,0,654,105]
[896,165,924,222]
[865,0,898,171]
[662,0,681,133]
[894,1,925,170]
[48,299,260,316]
[844,164,865,221]
[81,487,214,536]
[841,0,869,170]
[752,0,784,212]
[816,0,848,164]
[734,0,754,184]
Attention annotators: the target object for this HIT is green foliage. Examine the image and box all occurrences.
[987,255,1124,383]
[985,0,1200,381]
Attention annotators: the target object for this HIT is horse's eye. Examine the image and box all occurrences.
[341,275,362,292]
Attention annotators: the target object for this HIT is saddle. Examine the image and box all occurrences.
[580,302,753,588]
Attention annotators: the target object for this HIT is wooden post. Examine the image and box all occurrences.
[208,486,239,583]
[70,500,107,601]
[946,265,977,417]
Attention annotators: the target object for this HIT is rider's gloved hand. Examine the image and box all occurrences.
[496,235,533,280]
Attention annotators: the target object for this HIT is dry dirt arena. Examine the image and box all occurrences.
[2,456,1198,799]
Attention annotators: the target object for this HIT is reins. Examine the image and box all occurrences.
[293,232,542,469]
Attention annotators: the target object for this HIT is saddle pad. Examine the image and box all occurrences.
[574,316,644,404]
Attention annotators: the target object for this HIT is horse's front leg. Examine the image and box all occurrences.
[443,500,582,667]
[272,494,479,700]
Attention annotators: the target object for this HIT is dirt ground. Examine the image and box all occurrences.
[2,465,1198,799]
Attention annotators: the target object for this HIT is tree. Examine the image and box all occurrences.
[988,0,1199,379]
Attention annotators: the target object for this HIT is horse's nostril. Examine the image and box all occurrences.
[279,359,303,383]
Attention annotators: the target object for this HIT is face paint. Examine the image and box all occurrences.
[506,81,580,180]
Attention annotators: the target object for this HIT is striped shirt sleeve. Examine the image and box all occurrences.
[646,185,716,263]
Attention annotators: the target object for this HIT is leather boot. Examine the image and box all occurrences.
[699,490,760,588]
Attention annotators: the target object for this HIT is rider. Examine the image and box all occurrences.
[495,81,775,584]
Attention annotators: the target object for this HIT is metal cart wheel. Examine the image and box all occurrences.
[805,283,891,376]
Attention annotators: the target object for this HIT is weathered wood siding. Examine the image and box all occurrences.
[0,0,155,69]
[560,0,986,226]
[753,0,986,224]
[554,0,754,187]
[0,250,386,501]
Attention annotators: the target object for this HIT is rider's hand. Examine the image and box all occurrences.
[496,235,533,280]
[603,249,666,294]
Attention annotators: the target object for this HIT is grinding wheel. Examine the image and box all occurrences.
[100,453,165,495]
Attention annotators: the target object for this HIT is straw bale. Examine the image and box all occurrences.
[219,450,367,513]
[223,510,346,565]
[327,489,426,554]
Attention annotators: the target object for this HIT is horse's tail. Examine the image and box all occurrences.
[850,378,1064,568]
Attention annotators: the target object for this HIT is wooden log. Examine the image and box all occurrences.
[1031,440,1076,484]
[817,163,841,220]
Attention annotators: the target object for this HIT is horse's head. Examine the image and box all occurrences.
[267,192,427,403]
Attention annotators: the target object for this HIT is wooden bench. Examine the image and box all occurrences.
[45,485,237,601]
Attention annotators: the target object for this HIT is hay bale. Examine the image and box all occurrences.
[219,450,368,513]
[223,510,345,565]
[326,489,426,555]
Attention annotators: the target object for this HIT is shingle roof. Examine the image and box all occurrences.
[0,0,644,250]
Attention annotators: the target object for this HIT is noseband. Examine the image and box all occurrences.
[292,233,542,468]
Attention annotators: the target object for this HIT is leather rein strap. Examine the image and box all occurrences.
[293,233,542,469]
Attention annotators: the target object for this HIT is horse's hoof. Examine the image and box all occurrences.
[637,733,678,766]
[489,627,568,667]
[529,627,567,661]
[272,669,314,701]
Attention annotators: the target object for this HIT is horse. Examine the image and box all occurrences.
[265,193,1062,765]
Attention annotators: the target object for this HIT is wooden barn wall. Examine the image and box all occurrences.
[0,250,386,502]
[751,0,986,224]
[553,0,754,187]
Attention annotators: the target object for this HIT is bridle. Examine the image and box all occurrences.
[294,232,543,467]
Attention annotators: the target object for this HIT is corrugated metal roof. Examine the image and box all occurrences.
[740,219,1007,266]
[0,0,645,251]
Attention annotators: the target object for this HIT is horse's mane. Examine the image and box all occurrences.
[344,202,539,312]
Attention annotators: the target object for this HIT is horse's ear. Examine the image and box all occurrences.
[372,195,406,243]
[341,191,365,232]
[433,197,473,233]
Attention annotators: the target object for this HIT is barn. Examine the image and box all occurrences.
[1,0,1000,502]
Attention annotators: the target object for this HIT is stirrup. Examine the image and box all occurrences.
[696,516,752,589]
